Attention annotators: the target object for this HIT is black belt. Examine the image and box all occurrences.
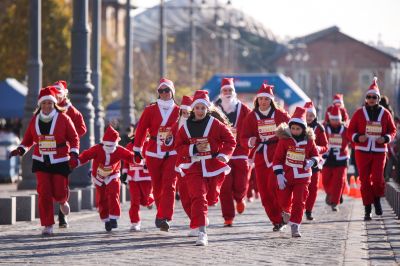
[150,136,157,141]
[57,142,67,148]
[259,139,278,145]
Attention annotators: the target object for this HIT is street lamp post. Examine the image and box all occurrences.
[159,0,167,78]
[69,0,95,188]
[190,0,197,88]
[121,0,135,131]
[91,0,104,143]
[18,0,42,190]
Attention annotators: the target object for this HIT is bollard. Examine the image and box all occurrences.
[0,197,16,225]
[69,189,82,212]
[35,194,39,218]
[92,186,97,209]
[81,187,94,210]
[126,184,130,201]
[15,195,35,221]
[120,184,126,204]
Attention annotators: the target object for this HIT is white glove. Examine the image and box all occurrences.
[304,159,314,170]
[277,174,287,190]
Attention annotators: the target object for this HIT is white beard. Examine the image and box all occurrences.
[157,99,174,112]
[39,109,57,121]
[220,94,238,114]
[103,145,117,154]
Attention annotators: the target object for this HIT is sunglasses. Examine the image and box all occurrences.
[366,95,378,100]
[158,88,171,94]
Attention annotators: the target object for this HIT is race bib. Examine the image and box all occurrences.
[285,146,305,168]
[97,164,113,179]
[329,134,342,148]
[38,135,57,155]
[366,121,382,138]
[257,119,276,140]
[191,137,212,159]
[157,126,171,144]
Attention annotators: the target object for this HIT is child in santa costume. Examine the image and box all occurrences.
[303,101,328,220]
[273,107,319,237]
[322,105,349,211]
[122,135,154,232]
[347,77,396,220]
[175,90,236,246]
[214,78,252,227]
[133,78,180,232]
[241,82,290,231]
[72,125,137,232]
[9,86,80,236]
[52,80,87,228]
[324,94,349,125]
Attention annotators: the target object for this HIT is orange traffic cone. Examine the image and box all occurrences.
[348,175,357,198]
[354,177,362,198]
[318,175,324,190]
[342,177,350,195]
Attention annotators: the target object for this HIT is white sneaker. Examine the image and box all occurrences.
[130,222,141,231]
[42,225,54,236]
[60,202,70,216]
[188,228,199,237]
[291,224,301,238]
[282,211,290,224]
[196,232,208,246]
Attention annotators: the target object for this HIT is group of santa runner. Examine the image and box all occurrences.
[9,76,396,246]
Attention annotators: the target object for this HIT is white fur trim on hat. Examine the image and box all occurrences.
[307,107,317,115]
[366,90,380,97]
[289,118,307,128]
[103,141,118,146]
[38,95,57,105]
[158,82,175,94]
[257,93,274,100]
[180,105,191,111]
[191,99,211,108]
[328,114,342,120]
[221,84,235,91]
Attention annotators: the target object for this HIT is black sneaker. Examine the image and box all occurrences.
[58,210,69,228]
[340,195,344,204]
[374,197,383,216]
[331,205,338,212]
[325,194,331,206]
[105,221,112,232]
[175,192,180,201]
[159,219,170,232]
[155,218,163,228]
[364,204,372,221]
[305,211,314,221]
[272,224,283,232]
[110,219,118,229]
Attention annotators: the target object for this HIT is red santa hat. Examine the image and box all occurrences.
[157,78,175,95]
[220,78,235,91]
[303,101,316,116]
[289,106,307,128]
[53,80,68,95]
[366,77,380,98]
[38,86,58,105]
[191,90,211,109]
[102,125,120,145]
[332,94,343,105]
[180,95,193,111]
[256,82,274,100]
[329,105,342,120]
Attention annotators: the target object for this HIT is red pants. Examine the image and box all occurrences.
[246,167,258,199]
[219,159,250,220]
[96,178,121,221]
[177,174,192,219]
[322,166,347,205]
[128,180,154,223]
[276,178,309,225]
[36,171,69,226]
[146,155,178,221]
[305,171,320,211]
[255,164,282,225]
[355,151,386,206]
[186,170,225,229]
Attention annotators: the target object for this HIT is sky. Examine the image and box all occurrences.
[134,0,400,48]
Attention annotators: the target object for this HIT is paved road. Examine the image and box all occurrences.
[0,191,399,265]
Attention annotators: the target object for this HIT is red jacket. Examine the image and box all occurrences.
[175,116,236,177]
[19,112,79,164]
[78,144,135,186]
[133,102,180,159]
[123,141,151,182]
[272,126,319,180]
[324,105,349,125]
[240,108,290,167]
[324,124,349,162]
[62,102,87,137]
[347,106,396,153]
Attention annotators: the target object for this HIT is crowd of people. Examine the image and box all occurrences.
[8,76,397,246]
